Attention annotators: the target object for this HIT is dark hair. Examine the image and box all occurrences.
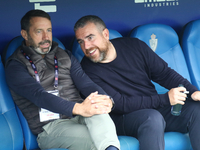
[21,9,51,32]
[74,15,106,32]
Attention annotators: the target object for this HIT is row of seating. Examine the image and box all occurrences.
[1,19,200,150]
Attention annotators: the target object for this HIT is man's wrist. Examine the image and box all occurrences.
[108,96,115,110]
[72,103,82,115]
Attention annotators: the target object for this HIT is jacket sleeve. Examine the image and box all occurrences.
[5,60,75,117]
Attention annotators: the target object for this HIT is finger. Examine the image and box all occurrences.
[98,106,111,114]
[90,106,109,115]
[177,87,189,95]
[176,100,185,105]
[87,92,99,103]
[89,91,98,98]
[93,95,112,104]
[93,94,110,99]
[92,103,111,111]
[173,95,186,105]
[90,95,113,107]
[92,102,112,110]
[178,94,187,100]
[191,92,200,101]
[178,87,187,92]
[90,95,110,103]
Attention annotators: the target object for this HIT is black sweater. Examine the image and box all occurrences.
[81,37,198,114]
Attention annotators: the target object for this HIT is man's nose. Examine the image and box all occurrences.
[42,32,49,40]
[84,40,91,50]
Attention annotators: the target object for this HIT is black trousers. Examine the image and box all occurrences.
[110,100,200,150]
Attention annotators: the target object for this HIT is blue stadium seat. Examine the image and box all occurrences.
[129,23,193,150]
[129,23,191,94]
[72,29,122,62]
[0,56,24,150]
[2,36,67,150]
[181,19,200,90]
[72,29,141,150]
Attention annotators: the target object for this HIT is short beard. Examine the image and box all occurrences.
[87,40,109,63]
[27,34,52,55]
[90,51,106,63]
[34,40,51,55]
[34,46,51,55]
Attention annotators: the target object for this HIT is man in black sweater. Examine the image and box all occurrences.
[74,15,200,150]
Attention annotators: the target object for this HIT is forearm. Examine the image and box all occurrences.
[5,60,76,117]
[111,91,170,114]
[153,68,198,98]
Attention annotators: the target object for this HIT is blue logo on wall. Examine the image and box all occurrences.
[134,0,179,7]
[29,0,57,12]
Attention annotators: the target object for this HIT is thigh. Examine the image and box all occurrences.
[109,113,125,135]
[157,100,200,133]
[37,118,97,150]
[110,109,165,137]
[79,114,120,150]
[79,114,116,131]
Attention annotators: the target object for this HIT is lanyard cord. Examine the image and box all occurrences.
[21,50,58,89]
[54,55,58,88]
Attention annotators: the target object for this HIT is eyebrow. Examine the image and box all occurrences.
[35,28,52,31]
[77,34,94,43]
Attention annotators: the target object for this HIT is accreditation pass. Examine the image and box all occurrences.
[39,90,60,122]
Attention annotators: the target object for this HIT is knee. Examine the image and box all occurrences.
[141,109,166,130]
[188,102,200,118]
[85,114,112,124]
[191,102,200,112]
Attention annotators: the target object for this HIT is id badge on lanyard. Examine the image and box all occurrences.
[21,50,60,122]
[39,90,60,122]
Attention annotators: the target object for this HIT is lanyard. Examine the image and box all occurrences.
[21,50,59,89]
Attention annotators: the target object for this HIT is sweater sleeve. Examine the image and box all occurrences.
[5,60,75,117]
[79,67,170,114]
[69,51,107,97]
[141,39,198,98]
[85,71,197,115]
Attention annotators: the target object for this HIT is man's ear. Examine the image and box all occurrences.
[21,30,28,40]
[103,28,109,40]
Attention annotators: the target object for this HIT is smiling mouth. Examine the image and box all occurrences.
[89,49,97,56]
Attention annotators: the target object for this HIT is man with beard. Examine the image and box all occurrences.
[74,15,200,150]
[5,10,120,150]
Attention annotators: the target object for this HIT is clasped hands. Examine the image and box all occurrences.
[168,86,200,106]
[73,91,113,117]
